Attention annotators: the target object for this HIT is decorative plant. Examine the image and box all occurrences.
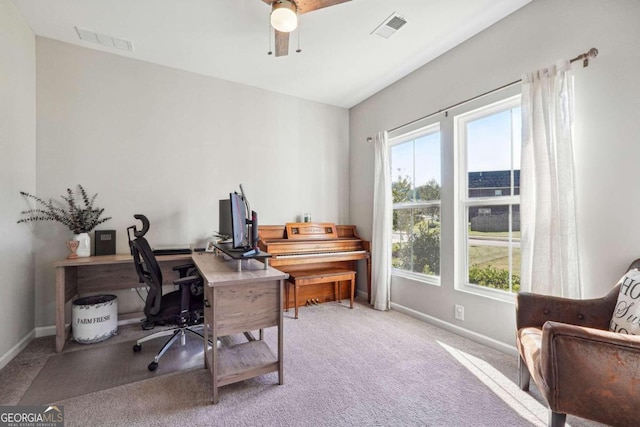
[17,185,112,234]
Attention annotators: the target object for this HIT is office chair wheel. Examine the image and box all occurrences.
[148,361,158,372]
[133,344,142,352]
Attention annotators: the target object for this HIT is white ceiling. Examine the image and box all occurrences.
[12,0,531,108]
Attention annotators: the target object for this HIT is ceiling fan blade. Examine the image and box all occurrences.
[261,0,351,14]
[296,0,351,14]
[274,30,290,57]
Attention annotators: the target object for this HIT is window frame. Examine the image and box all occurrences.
[389,122,441,286]
[454,93,522,301]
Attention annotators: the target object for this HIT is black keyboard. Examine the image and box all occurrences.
[152,248,192,255]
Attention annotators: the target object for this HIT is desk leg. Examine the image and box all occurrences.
[203,296,211,371]
[56,265,78,353]
[55,267,65,353]
[211,287,219,404]
[284,280,289,313]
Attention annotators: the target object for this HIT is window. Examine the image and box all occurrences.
[390,124,441,282]
[456,95,521,294]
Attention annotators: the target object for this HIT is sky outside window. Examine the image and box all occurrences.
[391,132,441,196]
[467,108,521,173]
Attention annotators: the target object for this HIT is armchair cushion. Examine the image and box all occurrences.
[609,268,640,334]
[517,327,544,391]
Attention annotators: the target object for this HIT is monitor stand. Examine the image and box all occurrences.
[212,242,271,272]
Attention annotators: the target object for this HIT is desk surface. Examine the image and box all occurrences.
[192,252,287,287]
[54,253,191,267]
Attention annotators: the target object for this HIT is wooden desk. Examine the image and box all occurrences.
[191,252,287,404]
[53,254,191,353]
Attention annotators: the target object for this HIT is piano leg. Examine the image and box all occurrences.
[338,278,355,309]
[349,275,355,309]
[294,283,299,319]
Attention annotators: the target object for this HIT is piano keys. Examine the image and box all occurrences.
[258,223,371,307]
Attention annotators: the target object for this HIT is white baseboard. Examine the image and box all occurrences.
[390,301,518,357]
[355,290,515,355]
[0,330,35,370]
[35,325,56,338]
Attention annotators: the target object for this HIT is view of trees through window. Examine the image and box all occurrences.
[391,129,441,278]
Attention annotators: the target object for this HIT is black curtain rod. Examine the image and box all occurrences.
[367,47,598,141]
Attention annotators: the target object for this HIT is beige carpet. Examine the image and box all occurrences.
[19,329,204,405]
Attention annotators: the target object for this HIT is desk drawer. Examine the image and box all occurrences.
[211,280,280,336]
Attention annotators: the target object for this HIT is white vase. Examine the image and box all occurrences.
[74,233,91,257]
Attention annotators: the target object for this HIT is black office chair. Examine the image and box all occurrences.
[127,214,206,372]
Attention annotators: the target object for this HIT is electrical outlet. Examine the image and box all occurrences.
[455,304,464,321]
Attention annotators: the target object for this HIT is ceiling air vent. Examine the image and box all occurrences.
[75,27,134,52]
[372,12,408,39]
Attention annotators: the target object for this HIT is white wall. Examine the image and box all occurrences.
[0,0,36,365]
[349,0,640,348]
[34,38,349,327]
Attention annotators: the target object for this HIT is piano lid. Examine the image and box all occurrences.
[259,223,365,242]
[258,223,368,256]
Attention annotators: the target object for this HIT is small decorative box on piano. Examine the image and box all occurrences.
[285,222,338,240]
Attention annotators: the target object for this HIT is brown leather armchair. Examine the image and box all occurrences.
[516,259,640,427]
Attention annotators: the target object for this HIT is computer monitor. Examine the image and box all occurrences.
[218,199,232,239]
[226,185,259,251]
[229,192,248,249]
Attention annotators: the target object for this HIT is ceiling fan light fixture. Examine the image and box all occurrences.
[271,1,298,32]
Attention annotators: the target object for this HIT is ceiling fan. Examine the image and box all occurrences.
[261,0,352,57]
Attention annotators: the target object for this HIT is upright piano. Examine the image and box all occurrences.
[258,222,371,307]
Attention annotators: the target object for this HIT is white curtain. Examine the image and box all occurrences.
[371,131,392,310]
[520,60,581,298]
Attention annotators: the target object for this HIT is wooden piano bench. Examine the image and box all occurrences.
[285,268,356,319]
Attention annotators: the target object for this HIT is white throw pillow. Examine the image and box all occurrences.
[609,268,640,335]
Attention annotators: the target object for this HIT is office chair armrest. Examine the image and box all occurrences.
[173,263,196,278]
[174,275,200,287]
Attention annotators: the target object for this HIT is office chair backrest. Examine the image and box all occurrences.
[130,232,164,318]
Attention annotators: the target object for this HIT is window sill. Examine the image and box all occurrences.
[391,269,441,287]
[456,282,516,303]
